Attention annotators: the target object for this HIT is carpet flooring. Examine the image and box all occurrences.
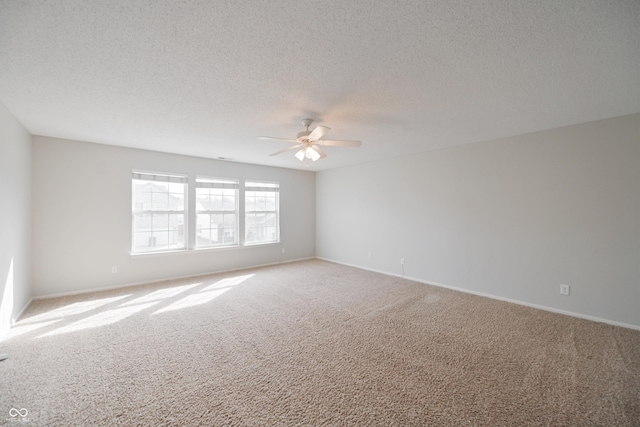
[1,259,639,426]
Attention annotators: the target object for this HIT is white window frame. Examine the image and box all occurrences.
[244,181,280,245]
[195,177,239,248]
[131,171,188,254]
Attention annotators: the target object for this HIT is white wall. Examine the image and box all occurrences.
[32,137,315,297]
[317,114,640,328]
[0,102,31,338]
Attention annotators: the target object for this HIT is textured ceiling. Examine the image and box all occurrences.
[1,1,639,171]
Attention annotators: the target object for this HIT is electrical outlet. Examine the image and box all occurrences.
[400,258,405,265]
[111,266,118,274]
[281,247,285,254]
[560,284,570,295]
[368,252,372,259]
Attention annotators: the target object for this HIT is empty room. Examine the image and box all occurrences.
[1,1,639,425]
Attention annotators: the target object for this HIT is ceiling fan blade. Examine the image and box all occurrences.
[316,139,362,147]
[312,145,327,159]
[258,136,299,143]
[307,125,331,141]
[269,144,303,156]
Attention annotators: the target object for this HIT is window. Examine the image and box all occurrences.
[196,177,239,248]
[245,181,279,244]
[132,171,187,253]
[131,173,281,253]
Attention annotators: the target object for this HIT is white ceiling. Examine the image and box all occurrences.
[1,1,639,171]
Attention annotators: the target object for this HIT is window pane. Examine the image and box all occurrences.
[196,193,210,210]
[265,196,275,211]
[152,193,168,210]
[245,213,257,228]
[246,195,256,212]
[196,214,214,245]
[265,227,276,241]
[174,226,185,248]
[257,196,266,210]
[222,195,235,211]
[197,213,210,231]
[169,213,184,229]
[211,214,223,226]
[168,193,185,211]
[212,195,223,210]
[245,227,256,243]
[223,214,236,227]
[134,213,153,229]
[223,229,236,244]
[153,182,170,192]
[151,231,167,248]
[265,213,276,227]
[152,213,169,230]
[134,232,152,250]
[168,182,184,193]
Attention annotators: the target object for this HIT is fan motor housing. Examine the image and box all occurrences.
[297,130,311,140]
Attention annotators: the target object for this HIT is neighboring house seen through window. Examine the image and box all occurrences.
[196,177,239,248]
[132,171,187,253]
[245,181,279,244]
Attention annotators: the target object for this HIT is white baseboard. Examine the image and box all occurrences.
[316,257,640,331]
[31,257,315,301]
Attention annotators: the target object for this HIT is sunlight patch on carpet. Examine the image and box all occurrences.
[37,302,156,337]
[152,274,254,314]
[5,319,60,339]
[21,295,130,324]
[119,283,202,306]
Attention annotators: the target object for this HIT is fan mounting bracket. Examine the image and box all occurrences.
[301,118,313,130]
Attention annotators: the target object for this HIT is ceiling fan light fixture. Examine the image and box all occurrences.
[306,146,321,162]
[294,149,306,161]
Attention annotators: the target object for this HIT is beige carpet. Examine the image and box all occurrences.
[1,259,639,426]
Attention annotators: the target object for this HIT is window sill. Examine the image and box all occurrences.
[130,242,281,257]
[193,244,241,253]
[243,241,281,247]
[130,249,190,258]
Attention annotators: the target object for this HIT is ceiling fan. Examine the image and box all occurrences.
[258,118,361,162]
